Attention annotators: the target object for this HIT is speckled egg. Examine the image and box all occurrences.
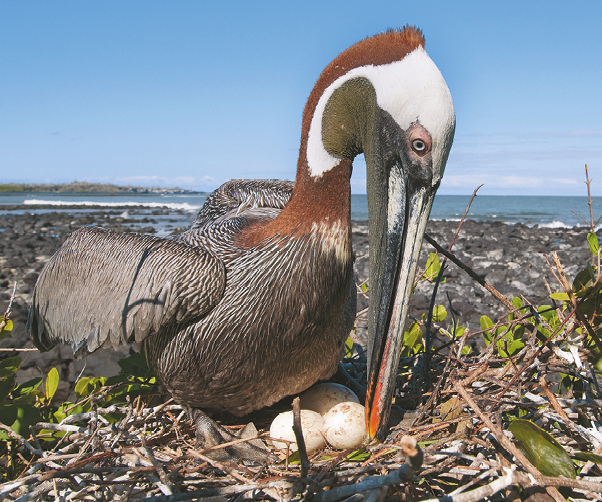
[323,402,366,449]
[269,410,326,453]
[299,383,359,416]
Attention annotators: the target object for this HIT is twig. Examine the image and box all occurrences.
[0,281,17,330]
[312,463,416,502]
[539,375,571,425]
[422,468,602,502]
[140,423,176,495]
[292,397,310,480]
[424,185,482,388]
[453,376,567,502]
[0,423,44,457]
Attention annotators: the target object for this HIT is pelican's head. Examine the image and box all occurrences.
[303,27,455,440]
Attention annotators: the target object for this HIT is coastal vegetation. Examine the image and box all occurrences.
[0,182,197,194]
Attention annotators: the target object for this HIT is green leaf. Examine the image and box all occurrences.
[550,292,570,302]
[118,352,154,379]
[432,305,447,322]
[344,336,354,358]
[0,356,22,378]
[587,232,600,255]
[509,419,575,478]
[422,253,441,282]
[537,305,556,320]
[480,315,493,330]
[14,377,42,396]
[45,368,59,402]
[573,451,602,465]
[0,404,18,427]
[452,325,467,338]
[573,269,592,295]
[508,297,524,320]
[499,338,525,358]
[53,402,84,423]
[10,404,41,437]
[0,317,14,342]
[402,322,423,356]
[344,448,371,462]
[511,296,523,310]
[74,377,91,398]
[480,316,494,345]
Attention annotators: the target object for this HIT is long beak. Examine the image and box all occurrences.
[364,165,436,441]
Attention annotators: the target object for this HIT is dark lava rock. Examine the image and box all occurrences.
[1,212,599,385]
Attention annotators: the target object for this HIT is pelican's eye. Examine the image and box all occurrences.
[411,138,427,153]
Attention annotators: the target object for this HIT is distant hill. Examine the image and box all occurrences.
[0,182,200,194]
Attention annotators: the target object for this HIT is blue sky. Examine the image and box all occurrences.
[2,1,601,195]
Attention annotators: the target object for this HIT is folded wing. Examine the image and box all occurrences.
[28,226,225,357]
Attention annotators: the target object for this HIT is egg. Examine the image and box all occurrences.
[299,383,359,416]
[323,402,366,449]
[269,410,326,453]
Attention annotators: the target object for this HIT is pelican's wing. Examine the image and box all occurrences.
[28,226,225,357]
[190,180,294,230]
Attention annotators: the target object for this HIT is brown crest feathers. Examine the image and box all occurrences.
[329,26,425,74]
[315,25,425,97]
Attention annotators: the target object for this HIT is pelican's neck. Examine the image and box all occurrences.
[234,154,352,249]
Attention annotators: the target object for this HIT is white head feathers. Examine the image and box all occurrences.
[307,46,455,184]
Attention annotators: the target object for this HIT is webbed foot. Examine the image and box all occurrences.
[190,408,275,464]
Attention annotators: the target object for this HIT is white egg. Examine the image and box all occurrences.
[269,410,326,453]
[299,383,359,416]
[323,402,366,449]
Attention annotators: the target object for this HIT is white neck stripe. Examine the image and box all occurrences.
[306,47,455,181]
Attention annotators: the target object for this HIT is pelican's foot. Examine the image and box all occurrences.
[190,408,275,464]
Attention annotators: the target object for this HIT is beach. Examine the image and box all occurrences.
[0,208,598,388]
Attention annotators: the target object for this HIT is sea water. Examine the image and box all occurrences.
[0,193,601,229]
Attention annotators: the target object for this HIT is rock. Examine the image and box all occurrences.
[1,211,598,389]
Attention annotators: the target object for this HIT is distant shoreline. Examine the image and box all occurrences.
[0,181,206,195]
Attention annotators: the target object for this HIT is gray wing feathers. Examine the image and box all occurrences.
[28,227,225,357]
[190,179,293,231]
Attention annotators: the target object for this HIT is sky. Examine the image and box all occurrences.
[1,1,601,196]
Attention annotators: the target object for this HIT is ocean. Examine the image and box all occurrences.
[1,193,601,231]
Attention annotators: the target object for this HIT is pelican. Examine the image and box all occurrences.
[28,26,455,458]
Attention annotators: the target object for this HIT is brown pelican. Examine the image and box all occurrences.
[28,26,455,458]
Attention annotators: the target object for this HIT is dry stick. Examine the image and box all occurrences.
[0,281,17,330]
[312,463,417,502]
[292,397,310,480]
[539,376,571,425]
[423,468,602,502]
[572,165,602,231]
[0,423,43,457]
[141,423,176,496]
[452,376,567,502]
[423,185,482,391]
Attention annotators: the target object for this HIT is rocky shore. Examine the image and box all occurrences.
[1,208,598,388]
